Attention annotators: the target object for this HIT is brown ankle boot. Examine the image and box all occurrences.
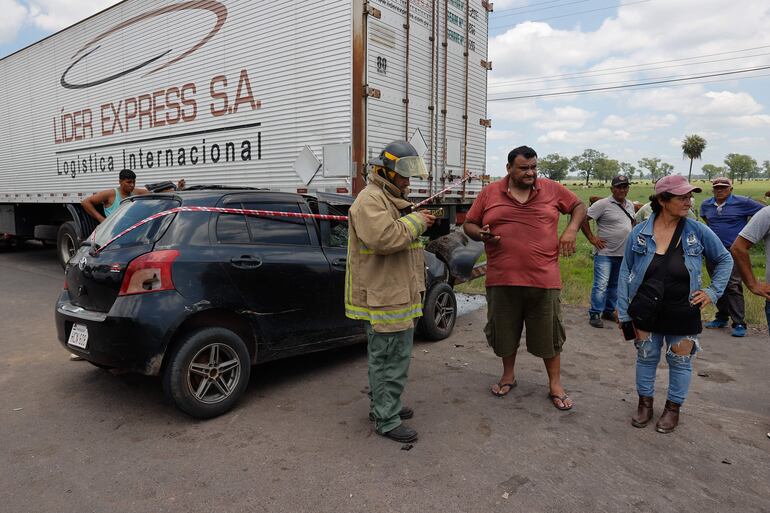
[631,396,654,428]
[655,400,681,433]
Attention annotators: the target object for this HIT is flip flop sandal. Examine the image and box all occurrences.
[548,393,573,411]
[491,380,517,397]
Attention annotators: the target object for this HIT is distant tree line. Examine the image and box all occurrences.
[535,134,770,184]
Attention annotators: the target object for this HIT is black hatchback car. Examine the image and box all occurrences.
[56,188,480,419]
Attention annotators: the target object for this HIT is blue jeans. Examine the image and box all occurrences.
[635,333,700,404]
[589,255,623,316]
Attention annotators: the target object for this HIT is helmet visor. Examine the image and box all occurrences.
[393,155,428,179]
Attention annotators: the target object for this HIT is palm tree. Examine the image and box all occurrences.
[682,134,707,181]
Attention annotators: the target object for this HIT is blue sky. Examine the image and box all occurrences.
[2,0,769,178]
[486,0,770,177]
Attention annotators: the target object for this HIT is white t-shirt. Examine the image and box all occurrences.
[737,205,770,278]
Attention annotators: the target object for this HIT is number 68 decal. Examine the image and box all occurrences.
[376,56,387,74]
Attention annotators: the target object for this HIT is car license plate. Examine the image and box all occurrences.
[68,324,89,349]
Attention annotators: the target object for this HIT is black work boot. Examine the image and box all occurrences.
[631,396,654,428]
[381,424,418,443]
[369,406,414,422]
[655,400,681,433]
[601,311,616,322]
[589,313,604,328]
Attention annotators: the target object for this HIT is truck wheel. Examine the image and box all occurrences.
[418,283,457,341]
[162,327,251,419]
[56,221,79,268]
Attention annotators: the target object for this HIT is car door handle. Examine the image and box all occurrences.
[230,255,262,269]
[332,258,346,266]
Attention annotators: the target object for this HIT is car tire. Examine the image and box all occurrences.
[418,282,457,341]
[162,327,251,419]
[56,221,79,269]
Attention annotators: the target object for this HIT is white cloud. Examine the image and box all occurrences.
[0,0,27,44]
[537,128,631,144]
[488,100,544,122]
[487,129,519,141]
[724,115,770,128]
[729,136,766,145]
[628,87,764,117]
[27,0,121,31]
[534,106,594,130]
[603,113,677,131]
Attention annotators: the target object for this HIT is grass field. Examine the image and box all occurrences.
[455,178,770,326]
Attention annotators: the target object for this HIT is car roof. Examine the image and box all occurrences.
[141,188,355,207]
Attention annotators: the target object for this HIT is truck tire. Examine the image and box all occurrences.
[418,283,457,341]
[56,221,79,268]
[162,327,251,419]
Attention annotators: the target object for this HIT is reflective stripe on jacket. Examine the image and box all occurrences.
[345,173,427,333]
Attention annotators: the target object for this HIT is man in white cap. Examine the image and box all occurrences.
[581,175,636,328]
[700,177,764,337]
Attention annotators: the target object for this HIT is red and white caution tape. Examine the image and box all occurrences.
[411,173,476,210]
[93,175,478,254]
[93,206,348,255]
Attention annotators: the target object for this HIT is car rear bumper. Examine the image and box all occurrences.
[55,290,187,375]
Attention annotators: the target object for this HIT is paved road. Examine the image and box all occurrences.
[1,244,769,513]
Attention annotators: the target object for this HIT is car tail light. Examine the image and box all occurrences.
[64,278,69,290]
[119,250,180,296]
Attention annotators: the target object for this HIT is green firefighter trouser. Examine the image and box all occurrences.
[366,324,414,434]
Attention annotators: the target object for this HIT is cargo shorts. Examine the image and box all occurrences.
[484,286,566,359]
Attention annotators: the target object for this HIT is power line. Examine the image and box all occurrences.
[493,0,589,19]
[489,45,770,86]
[487,65,770,101]
[494,0,581,14]
[490,62,770,95]
[488,51,770,89]
[490,0,652,29]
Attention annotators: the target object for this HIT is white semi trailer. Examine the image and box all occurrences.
[0,0,490,266]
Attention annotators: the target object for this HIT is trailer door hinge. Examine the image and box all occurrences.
[363,85,381,98]
[479,118,492,128]
[364,3,382,18]
[481,59,492,70]
[482,1,494,12]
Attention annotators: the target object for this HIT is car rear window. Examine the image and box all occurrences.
[91,197,180,249]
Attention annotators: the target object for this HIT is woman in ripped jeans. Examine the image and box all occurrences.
[617,175,732,434]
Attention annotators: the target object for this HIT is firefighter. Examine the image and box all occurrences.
[345,141,436,443]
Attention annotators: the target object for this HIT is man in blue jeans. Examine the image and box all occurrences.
[701,177,765,337]
[581,175,636,328]
[730,206,770,440]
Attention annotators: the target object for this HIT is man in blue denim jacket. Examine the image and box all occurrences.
[616,175,732,434]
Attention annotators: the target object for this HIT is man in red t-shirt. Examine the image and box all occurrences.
[463,145,586,410]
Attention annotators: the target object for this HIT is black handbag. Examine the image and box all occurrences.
[627,219,685,327]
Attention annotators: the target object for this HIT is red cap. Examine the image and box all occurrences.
[654,175,702,195]
[711,176,732,187]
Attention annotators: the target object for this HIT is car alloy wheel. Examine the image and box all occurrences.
[163,327,251,419]
[418,282,457,341]
[432,289,455,331]
[187,343,242,404]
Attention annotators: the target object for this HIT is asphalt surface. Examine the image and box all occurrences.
[1,243,769,513]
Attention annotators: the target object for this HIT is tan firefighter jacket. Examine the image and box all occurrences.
[345,173,427,333]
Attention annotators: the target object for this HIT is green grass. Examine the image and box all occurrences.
[454,179,770,326]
